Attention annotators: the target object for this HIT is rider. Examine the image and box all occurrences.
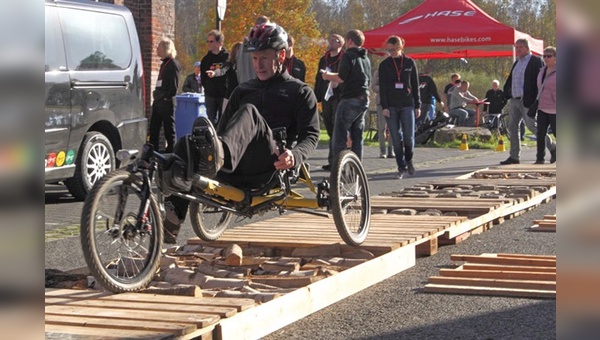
[163,22,321,243]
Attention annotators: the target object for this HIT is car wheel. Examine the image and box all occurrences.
[66,132,115,200]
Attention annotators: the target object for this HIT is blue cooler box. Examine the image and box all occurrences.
[175,93,207,139]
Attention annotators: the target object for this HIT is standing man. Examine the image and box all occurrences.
[321,29,371,163]
[501,38,556,165]
[314,33,345,170]
[417,68,444,126]
[378,35,420,178]
[201,30,229,124]
[182,61,202,93]
[149,37,181,153]
[284,34,306,82]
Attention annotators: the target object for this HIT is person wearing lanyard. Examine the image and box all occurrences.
[314,33,345,170]
[149,37,181,153]
[378,35,421,178]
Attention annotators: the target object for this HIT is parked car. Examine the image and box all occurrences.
[45,0,146,200]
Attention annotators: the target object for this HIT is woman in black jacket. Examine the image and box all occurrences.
[378,36,420,178]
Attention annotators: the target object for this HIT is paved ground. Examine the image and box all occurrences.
[45,142,555,339]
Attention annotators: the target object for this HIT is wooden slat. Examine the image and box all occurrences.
[439,268,555,281]
[450,254,555,267]
[462,263,556,273]
[428,276,556,291]
[45,324,172,339]
[45,304,219,328]
[423,283,555,299]
[45,297,238,318]
[45,314,196,336]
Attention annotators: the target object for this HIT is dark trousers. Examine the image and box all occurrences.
[536,110,556,161]
[204,96,224,124]
[149,99,176,152]
[320,97,338,165]
[167,103,277,221]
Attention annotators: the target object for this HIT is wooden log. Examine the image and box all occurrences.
[261,261,300,272]
[195,263,245,279]
[424,283,555,299]
[139,284,202,297]
[202,277,250,290]
[428,276,556,290]
[224,244,243,266]
[162,268,211,286]
[215,290,281,303]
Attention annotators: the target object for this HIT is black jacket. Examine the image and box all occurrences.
[338,47,371,100]
[418,74,441,105]
[379,54,420,110]
[314,51,344,102]
[153,57,181,102]
[484,89,507,113]
[182,73,201,93]
[285,56,306,82]
[503,54,544,108]
[218,70,320,166]
[200,49,229,98]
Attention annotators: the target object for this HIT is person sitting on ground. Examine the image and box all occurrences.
[449,80,479,127]
[161,22,320,244]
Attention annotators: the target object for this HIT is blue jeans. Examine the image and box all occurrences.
[417,102,435,126]
[332,97,368,162]
[386,107,415,170]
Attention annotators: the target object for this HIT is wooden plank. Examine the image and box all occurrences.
[462,263,556,273]
[45,314,195,336]
[450,254,555,267]
[439,268,555,281]
[495,253,556,260]
[101,293,256,312]
[428,276,556,291]
[45,324,172,339]
[216,244,416,340]
[423,283,555,299]
[45,304,219,328]
[45,297,238,318]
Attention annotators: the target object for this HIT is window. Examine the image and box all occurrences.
[45,7,66,72]
[59,8,132,71]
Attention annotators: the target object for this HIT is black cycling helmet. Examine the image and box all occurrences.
[243,23,288,52]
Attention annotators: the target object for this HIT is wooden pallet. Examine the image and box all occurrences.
[424,253,556,299]
[530,214,556,232]
[45,288,256,339]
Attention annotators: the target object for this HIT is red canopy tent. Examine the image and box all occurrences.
[363,0,544,59]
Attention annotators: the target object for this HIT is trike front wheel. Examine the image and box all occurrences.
[330,150,371,246]
[189,203,233,241]
[80,169,163,293]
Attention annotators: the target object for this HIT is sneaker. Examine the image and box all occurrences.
[550,150,556,164]
[191,116,223,178]
[534,160,545,164]
[380,153,387,159]
[407,160,415,175]
[163,202,183,244]
[321,164,331,171]
[396,168,405,179]
[387,152,396,158]
[499,157,520,165]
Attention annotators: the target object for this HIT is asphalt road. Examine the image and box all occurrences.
[45,143,556,339]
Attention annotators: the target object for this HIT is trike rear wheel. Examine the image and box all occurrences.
[80,169,163,293]
[330,150,371,246]
[189,203,233,241]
